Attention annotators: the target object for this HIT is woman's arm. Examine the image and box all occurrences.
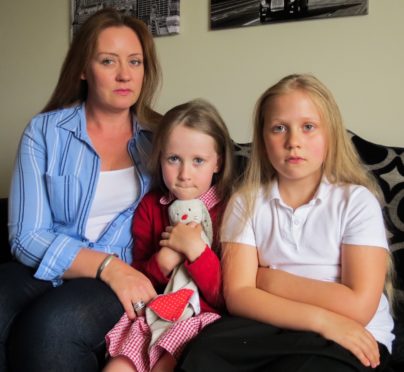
[256,245,388,325]
[223,242,380,368]
[64,248,156,319]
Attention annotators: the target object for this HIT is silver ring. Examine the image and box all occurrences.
[133,300,146,315]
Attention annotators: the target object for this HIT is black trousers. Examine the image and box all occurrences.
[176,316,391,372]
[0,262,124,372]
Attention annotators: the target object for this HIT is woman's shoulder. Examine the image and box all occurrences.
[27,104,82,130]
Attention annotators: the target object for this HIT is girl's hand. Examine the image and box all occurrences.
[318,310,380,368]
[160,222,206,262]
[156,246,185,276]
[100,258,157,320]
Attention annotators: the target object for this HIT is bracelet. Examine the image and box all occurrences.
[96,254,118,280]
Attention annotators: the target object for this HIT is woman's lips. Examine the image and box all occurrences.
[114,89,132,96]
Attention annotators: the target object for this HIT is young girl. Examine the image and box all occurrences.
[103,99,234,372]
[177,74,395,372]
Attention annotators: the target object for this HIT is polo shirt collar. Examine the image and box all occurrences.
[268,177,331,206]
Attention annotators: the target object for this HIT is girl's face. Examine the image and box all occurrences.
[263,90,327,189]
[82,26,144,113]
[161,124,221,200]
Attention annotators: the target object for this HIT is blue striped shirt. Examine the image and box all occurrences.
[9,103,153,286]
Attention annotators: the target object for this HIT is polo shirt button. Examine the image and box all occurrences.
[293,219,300,226]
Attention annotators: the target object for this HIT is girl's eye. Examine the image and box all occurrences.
[194,158,205,165]
[303,123,315,131]
[167,155,180,164]
[272,124,286,133]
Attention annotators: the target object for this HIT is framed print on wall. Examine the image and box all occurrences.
[210,0,368,30]
[71,0,180,37]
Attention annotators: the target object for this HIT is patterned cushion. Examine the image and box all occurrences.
[348,132,404,291]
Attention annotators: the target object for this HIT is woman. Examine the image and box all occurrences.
[0,8,162,372]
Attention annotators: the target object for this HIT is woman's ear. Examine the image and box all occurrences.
[81,72,86,80]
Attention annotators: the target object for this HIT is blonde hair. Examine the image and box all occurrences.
[149,99,235,203]
[42,8,162,130]
[224,73,395,303]
[235,73,380,218]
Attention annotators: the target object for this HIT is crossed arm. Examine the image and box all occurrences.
[222,242,388,368]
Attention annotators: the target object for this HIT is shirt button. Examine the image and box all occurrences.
[293,219,300,226]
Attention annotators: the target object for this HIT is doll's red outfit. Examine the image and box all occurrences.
[105,188,224,371]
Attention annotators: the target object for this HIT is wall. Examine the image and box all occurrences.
[0,0,403,197]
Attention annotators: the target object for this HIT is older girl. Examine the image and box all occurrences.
[178,74,394,372]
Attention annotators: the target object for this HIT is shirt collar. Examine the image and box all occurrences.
[160,186,220,210]
[268,177,331,205]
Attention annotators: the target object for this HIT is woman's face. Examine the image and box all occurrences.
[82,26,144,113]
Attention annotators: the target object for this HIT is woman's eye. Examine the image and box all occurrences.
[130,59,143,66]
[194,158,204,165]
[101,58,114,65]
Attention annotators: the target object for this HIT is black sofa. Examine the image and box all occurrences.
[1,132,403,370]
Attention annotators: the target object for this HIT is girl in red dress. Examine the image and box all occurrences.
[103,99,235,372]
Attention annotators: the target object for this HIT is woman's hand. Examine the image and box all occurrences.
[160,222,206,262]
[100,258,157,320]
[318,310,380,368]
[156,246,185,277]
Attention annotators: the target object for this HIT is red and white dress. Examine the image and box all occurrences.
[106,188,224,371]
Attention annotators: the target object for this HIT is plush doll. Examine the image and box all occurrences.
[145,199,213,346]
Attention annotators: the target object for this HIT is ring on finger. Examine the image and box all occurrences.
[133,300,146,315]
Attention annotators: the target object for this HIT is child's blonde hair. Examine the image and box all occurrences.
[238,73,380,215]
[149,98,235,203]
[224,74,395,304]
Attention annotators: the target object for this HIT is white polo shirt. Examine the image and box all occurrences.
[221,179,395,352]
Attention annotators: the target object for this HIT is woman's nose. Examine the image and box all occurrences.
[116,63,130,82]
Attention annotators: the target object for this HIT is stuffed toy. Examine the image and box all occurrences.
[145,199,213,346]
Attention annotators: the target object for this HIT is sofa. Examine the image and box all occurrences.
[1,131,403,370]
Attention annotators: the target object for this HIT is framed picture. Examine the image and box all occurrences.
[210,0,368,30]
[71,0,180,37]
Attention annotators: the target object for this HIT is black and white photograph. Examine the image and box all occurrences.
[210,0,368,30]
[71,0,180,37]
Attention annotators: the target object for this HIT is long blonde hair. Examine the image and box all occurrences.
[224,74,394,303]
[237,73,380,218]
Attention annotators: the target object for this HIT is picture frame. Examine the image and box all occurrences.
[210,0,368,30]
[71,0,180,37]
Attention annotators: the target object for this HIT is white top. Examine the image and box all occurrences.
[221,179,395,352]
[85,166,138,241]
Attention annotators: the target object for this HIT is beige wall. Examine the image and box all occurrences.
[1,0,403,197]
